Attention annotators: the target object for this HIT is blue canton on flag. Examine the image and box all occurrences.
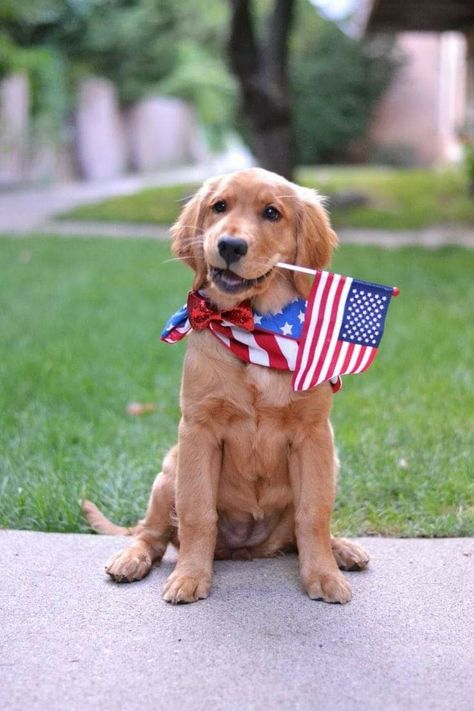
[340,283,391,348]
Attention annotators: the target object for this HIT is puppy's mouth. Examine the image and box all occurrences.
[210,266,273,294]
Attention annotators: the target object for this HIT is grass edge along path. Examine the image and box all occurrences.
[61,167,474,231]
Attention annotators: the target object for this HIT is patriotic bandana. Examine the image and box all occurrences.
[161,269,396,392]
[160,290,343,393]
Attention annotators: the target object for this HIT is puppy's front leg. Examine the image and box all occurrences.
[162,420,220,604]
[290,422,352,604]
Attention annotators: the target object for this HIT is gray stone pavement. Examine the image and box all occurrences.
[35,221,474,247]
[0,160,239,235]
[1,531,473,711]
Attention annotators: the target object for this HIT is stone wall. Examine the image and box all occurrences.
[0,74,205,185]
[0,74,29,185]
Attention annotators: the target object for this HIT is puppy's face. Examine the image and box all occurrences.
[171,168,337,308]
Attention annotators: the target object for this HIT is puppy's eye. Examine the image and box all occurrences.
[263,206,281,222]
[212,200,227,214]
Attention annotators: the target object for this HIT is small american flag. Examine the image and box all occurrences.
[293,270,395,391]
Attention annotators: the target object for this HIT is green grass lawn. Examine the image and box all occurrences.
[1,237,473,536]
[63,167,474,230]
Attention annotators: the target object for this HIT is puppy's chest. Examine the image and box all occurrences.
[212,365,296,470]
[219,362,295,425]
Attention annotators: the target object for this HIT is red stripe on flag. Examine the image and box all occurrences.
[351,347,366,374]
[360,347,378,373]
[311,275,346,386]
[211,323,250,363]
[324,338,345,382]
[340,342,356,374]
[253,331,289,369]
[161,331,184,343]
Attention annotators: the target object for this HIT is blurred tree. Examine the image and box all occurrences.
[228,0,295,179]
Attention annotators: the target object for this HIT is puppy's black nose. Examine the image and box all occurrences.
[217,236,248,265]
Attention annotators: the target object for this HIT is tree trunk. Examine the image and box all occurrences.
[228,0,295,180]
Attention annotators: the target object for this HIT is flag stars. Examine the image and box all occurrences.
[280,322,293,336]
[254,313,263,325]
[298,311,305,324]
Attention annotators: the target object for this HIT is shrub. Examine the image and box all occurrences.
[290,7,401,164]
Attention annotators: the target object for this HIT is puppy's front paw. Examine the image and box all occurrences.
[162,571,211,604]
[332,537,370,571]
[304,571,352,604]
[105,547,152,583]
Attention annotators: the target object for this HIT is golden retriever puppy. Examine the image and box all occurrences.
[83,167,369,604]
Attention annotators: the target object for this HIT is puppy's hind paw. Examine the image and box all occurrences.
[331,537,370,571]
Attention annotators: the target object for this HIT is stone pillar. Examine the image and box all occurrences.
[466,31,474,128]
[0,73,30,185]
[75,77,128,180]
[127,96,205,172]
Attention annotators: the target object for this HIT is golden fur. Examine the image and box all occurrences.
[83,168,369,604]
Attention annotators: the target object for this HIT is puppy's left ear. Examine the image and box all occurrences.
[293,187,338,298]
[170,182,212,290]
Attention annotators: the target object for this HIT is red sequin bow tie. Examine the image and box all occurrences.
[187,291,254,331]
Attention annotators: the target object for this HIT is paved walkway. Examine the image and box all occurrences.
[35,220,474,247]
[1,530,473,711]
[0,160,239,235]
[0,167,472,246]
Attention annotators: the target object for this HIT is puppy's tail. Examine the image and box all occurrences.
[82,499,138,536]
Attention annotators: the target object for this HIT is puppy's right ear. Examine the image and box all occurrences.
[170,182,211,290]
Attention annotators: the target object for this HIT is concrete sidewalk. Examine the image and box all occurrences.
[1,165,473,247]
[36,221,474,247]
[0,162,233,235]
[1,531,473,711]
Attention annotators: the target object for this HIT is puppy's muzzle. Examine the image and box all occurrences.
[217,236,248,266]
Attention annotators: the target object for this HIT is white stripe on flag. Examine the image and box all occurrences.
[211,330,231,350]
[275,335,299,370]
[354,347,374,373]
[332,340,350,381]
[316,276,353,385]
[293,271,330,390]
[226,324,270,367]
[177,319,190,334]
[301,273,343,391]
[345,345,362,374]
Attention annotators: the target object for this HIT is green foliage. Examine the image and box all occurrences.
[54,0,181,104]
[156,42,237,151]
[0,0,236,147]
[0,237,472,535]
[290,3,400,163]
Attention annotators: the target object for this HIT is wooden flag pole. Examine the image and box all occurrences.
[275,262,400,297]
